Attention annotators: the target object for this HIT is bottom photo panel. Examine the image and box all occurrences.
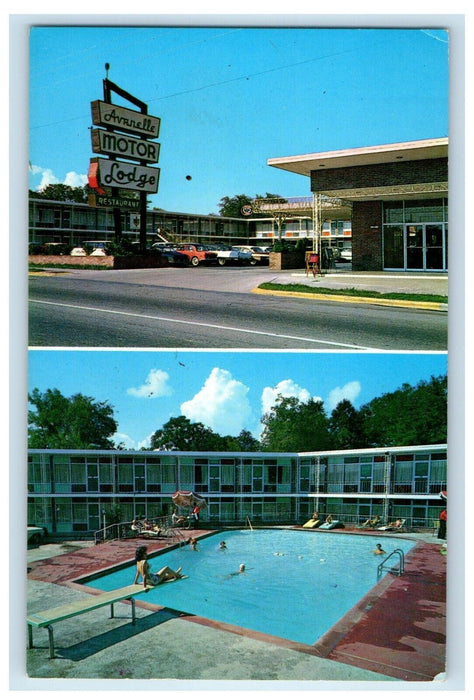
[26,349,447,685]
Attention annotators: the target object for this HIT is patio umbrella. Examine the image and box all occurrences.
[171,490,207,509]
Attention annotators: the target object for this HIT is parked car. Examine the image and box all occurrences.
[27,526,45,545]
[28,241,45,254]
[210,244,249,266]
[71,240,109,256]
[42,242,70,255]
[233,245,269,265]
[83,240,109,256]
[175,243,218,266]
[152,243,188,265]
[339,248,352,262]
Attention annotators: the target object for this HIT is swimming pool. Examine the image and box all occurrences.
[83,529,415,645]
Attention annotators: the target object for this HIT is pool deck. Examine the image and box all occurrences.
[21,528,447,688]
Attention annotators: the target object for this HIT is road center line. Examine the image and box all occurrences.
[30,298,379,350]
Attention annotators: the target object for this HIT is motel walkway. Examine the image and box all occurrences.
[19,528,447,689]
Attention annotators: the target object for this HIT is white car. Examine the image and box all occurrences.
[339,248,352,261]
[71,241,109,256]
[211,245,245,266]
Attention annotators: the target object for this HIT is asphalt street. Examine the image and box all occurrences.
[28,266,448,350]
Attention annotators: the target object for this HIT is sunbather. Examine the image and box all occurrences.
[359,515,380,528]
[133,545,184,588]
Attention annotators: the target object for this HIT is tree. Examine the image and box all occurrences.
[360,375,447,447]
[221,429,261,452]
[328,399,367,450]
[260,396,331,452]
[218,194,254,218]
[28,388,118,449]
[29,184,90,202]
[150,416,225,451]
[218,192,283,218]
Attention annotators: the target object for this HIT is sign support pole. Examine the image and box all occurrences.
[101,75,154,251]
[103,79,122,244]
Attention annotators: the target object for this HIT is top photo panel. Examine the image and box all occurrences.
[27,24,449,351]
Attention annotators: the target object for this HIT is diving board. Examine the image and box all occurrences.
[27,584,150,659]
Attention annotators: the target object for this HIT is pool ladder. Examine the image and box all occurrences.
[377,548,405,580]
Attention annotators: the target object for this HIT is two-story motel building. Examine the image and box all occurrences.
[28,444,447,536]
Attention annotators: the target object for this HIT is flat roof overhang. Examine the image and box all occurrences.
[268,138,448,201]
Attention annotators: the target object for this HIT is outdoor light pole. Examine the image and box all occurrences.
[383,452,392,524]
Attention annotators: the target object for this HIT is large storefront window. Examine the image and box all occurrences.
[383,199,447,271]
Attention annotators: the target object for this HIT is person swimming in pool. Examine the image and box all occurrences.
[133,545,184,588]
[373,543,386,555]
[225,564,246,578]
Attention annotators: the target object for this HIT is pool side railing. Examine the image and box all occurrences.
[377,548,405,580]
[93,517,190,545]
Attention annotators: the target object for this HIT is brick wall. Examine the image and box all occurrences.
[352,201,383,271]
[311,158,448,192]
[29,255,168,269]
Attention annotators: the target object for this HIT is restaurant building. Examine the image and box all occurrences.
[267,138,448,272]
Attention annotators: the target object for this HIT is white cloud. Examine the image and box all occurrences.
[29,164,87,190]
[112,432,136,449]
[35,167,59,190]
[326,381,361,411]
[64,171,88,187]
[180,367,251,436]
[137,433,155,451]
[127,369,173,399]
[261,379,321,415]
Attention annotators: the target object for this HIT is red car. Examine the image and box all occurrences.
[176,244,218,266]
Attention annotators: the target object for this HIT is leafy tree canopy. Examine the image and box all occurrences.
[328,399,367,450]
[359,375,447,447]
[260,395,332,452]
[150,417,262,452]
[29,184,141,203]
[28,388,118,449]
[218,193,283,218]
[29,184,91,202]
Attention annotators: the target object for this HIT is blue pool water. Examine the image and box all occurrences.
[84,529,415,645]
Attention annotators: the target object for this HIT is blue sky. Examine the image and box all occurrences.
[28,350,447,448]
[28,23,449,215]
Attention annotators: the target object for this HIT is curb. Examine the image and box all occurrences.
[252,287,448,312]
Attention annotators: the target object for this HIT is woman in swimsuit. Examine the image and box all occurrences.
[133,545,183,588]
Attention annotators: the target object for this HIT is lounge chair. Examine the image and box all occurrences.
[377,518,406,532]
[319,519,344,530]
[302,518,321,529]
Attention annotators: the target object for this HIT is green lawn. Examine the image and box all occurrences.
[258,282,447,304]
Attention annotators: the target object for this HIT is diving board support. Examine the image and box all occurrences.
[27,584,147,659]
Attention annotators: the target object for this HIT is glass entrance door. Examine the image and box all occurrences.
[405,224,446,270]
[406,225,424,269]
[425,224,444,269]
